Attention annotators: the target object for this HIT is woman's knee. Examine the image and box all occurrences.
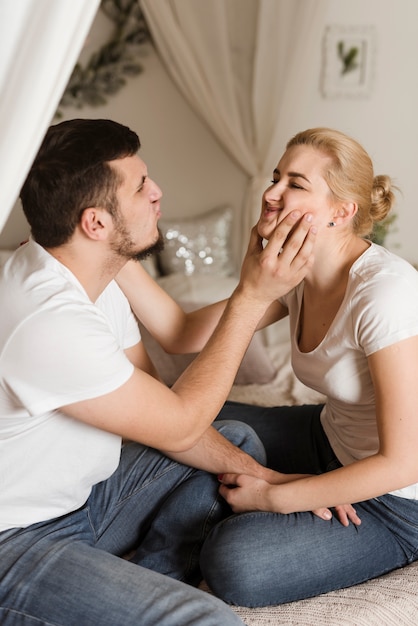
[200,512,268,604]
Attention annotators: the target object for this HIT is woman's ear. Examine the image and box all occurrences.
[330,201,357,226]
[340,201,358,221]
[79,207,112,240]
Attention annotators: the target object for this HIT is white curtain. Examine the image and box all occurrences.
[0,0,100,234]
[140,0,328,258]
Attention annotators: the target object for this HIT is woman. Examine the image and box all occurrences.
[199,128,418,606]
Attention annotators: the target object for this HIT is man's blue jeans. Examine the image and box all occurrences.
[201,402,418,607]
[0,420,263,625]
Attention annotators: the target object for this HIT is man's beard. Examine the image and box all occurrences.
[110,217,165,262]
[132,230,165,261]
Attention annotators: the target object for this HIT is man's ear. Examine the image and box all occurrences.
[79,207,112,240]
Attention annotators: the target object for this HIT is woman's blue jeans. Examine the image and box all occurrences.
[0,420,263,625]
[201,402,418,607]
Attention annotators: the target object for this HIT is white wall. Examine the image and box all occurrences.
[2,0,417,265]
[299,0,418,264]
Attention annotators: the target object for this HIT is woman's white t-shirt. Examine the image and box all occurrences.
[281,244,418,500]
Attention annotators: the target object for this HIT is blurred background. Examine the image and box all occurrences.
[1,0,416,267]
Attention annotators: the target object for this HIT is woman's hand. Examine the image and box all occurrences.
[218,473,272,513]
[218,473,361,526]
[313,504,361,526]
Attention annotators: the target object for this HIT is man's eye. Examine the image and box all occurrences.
[137,177,148,193]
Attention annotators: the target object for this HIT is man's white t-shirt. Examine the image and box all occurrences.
[0,240,141,531]
[281,243,418,500]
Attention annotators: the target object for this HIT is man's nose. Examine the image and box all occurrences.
[149,178,163,200]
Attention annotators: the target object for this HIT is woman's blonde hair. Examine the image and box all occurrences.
[286,128,396,237]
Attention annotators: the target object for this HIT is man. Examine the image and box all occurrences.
[0,118,315,625]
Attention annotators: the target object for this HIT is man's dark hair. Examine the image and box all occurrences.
[20,118,140,247]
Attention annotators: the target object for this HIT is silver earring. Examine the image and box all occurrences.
[327,221,336,227]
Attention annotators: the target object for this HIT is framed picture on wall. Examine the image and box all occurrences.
[320,25,376,99]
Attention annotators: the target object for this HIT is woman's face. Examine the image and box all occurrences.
[258,144,336,240]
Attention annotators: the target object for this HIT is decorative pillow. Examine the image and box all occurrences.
[158,205,234,276]
[156,273,238,303]
[139,301,277,387]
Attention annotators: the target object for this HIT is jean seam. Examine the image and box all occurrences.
[374,496,418,561]
[89,462,196,543]
[113,461,195,509]
[183,493,223,583]
[0,607,62,626]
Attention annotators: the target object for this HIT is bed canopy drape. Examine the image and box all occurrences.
[0,0,327,249]
[140,0,328,258]
[0,0,100,234]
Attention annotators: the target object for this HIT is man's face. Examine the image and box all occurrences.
[108,155,164,260]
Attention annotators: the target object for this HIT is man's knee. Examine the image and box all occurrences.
[213,419,266,466]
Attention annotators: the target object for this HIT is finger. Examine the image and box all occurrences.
[265,214,316,275]
[245,225,264,256]
[218,483,229,499]
[279,213,316,264]
[264,211,303,256]
[335,505,362,527]
[312,507,333,521]
[218,472,238,486]
[218,484,241,509]
[334,504,361,526]
[218,490,241,513]
[347,509,362,526]
[335,509,350,527]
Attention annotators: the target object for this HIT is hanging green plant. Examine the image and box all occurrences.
[56,0,151,117]
[369,213,398,246]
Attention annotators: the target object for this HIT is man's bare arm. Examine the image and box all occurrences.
[62,212,316,452]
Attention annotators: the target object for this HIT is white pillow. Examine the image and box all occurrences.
[147,274,278,386]
[139,302,277,386]
[156,273,238,302]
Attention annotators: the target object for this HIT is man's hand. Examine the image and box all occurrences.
[236,211,316,309]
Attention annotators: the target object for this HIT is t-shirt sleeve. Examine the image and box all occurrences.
[355,271,418,355]
[97,280,141,350]
[2,302,135,415]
